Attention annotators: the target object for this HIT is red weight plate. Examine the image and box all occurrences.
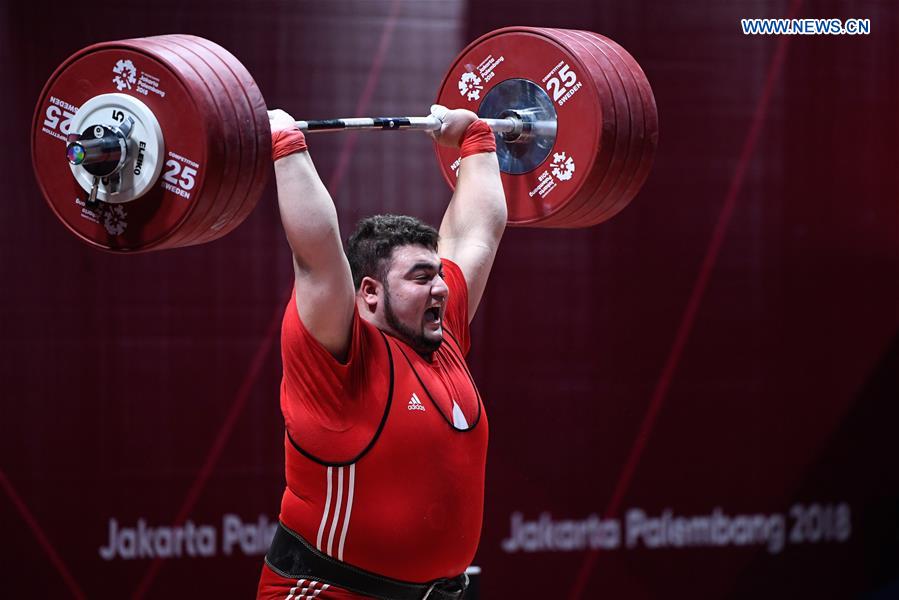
[186,35,270,241]
[556,30,643,227]
[585,33,658,226]
[516,28,621,228]
[566,31,642,227]
[166,35,260,246]
[576,32,656,226]
[149,35,249,247]
[434,27,607,227]
[535,28,635,228]
[586,43,647,225]
[113,37,232,249]
[134,36,238,249]
[31,41,224,252]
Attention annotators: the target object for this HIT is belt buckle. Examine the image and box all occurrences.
[421,573,468,600]
[422,581,439,600]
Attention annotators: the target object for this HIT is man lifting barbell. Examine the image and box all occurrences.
[254,104,503,599]
[31,24,657,600]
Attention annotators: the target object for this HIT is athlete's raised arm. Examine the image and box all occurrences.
[432,105,508,322]
[270,109,355,359]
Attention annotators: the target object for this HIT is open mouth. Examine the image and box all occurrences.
[424,307,441,324]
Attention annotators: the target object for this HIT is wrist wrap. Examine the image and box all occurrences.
[272,127,308,161]
[459,120,496,158]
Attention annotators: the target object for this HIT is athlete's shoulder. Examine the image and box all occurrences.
[439,259,471,354]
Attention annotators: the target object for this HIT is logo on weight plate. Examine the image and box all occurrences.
[112,59,137,91]
[103,205,128,236]
[458,72,483,102]
[551,152,575,181]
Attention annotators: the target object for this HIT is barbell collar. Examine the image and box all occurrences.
[66,135,122,167]
[65,116,135,173]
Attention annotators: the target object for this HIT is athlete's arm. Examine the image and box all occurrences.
[271,109,355,359]
[432,106,508,322]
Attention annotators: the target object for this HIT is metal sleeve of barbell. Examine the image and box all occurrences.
[294,116,554,135]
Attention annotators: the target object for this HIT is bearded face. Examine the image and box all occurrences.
[368,245,448,355]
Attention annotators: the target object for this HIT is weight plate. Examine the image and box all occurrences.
[435,27,606,227]
[32,41,224,252]
[584,32,658,226]
[66,93,165,204]
[532,28,633,228]
[184,35,271,244]
[145,36,249,248]
[552,30,642,227]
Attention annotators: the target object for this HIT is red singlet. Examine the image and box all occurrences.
[257,260,488,599]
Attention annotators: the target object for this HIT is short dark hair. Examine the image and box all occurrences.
[346,214,439,289]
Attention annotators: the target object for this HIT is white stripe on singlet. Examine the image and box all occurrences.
[337,464,356,560]
[326,467,345,555]
[316,467,334,551]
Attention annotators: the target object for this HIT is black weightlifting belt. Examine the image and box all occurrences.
[265,522,469,600]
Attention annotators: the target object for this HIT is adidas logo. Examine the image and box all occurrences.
[407,393,426,412]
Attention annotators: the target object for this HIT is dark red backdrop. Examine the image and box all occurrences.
[2,0,897,598]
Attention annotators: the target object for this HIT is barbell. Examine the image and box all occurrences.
[31,27,658,253]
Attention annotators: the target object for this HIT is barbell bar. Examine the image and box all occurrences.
[295,115,558,140]
[66,114,558,167]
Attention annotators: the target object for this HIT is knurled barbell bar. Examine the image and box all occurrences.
[31,26,658,253]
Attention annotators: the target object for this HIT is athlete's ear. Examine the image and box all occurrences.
[359,276,382,313]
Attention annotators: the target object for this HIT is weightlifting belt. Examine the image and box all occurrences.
[265,522,469,600]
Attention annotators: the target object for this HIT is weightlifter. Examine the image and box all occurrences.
[256,105,506,600]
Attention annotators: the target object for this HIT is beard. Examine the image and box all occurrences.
[383,285,442,355]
